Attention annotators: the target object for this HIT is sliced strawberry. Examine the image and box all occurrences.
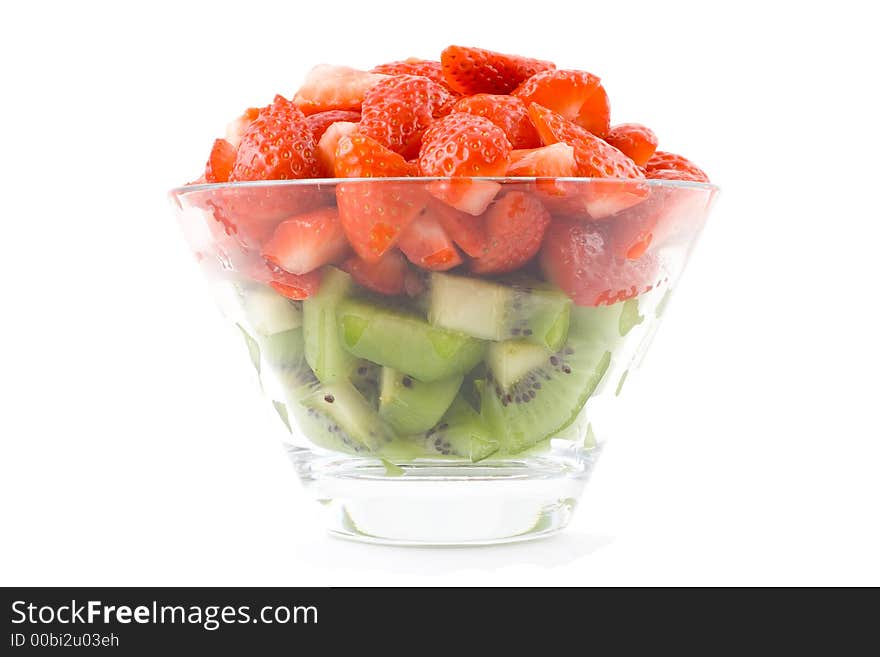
[293,65,390,115]
[605,123,658,167]
[231,95,321,181]
[514,70,610,137]
[440,45,555,95]
[644,151,710,182]
[334,134,411,178]
[452,94,540,149]
[359,75,455,158]
[470,192,550,274]
[371,58,455,91]
[246,258,323,300]
[305,109,362,141]
[398,210,462,271]
[507,143,577,177]
[262,207,349,275]
[225,107,260,149]
[205,138,236,183]
[528,103,648,219]
[540,219,658,307]
[341,250,408,295]
[420,197,488,258]
[336,181,427,263]
[316,121,359,177]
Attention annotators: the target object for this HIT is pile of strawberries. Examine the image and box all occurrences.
[191,46,710,305]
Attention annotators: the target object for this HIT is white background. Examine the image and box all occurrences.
[1,0,878,586]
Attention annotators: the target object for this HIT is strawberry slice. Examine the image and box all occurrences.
[421,197,487,258]
[514,69,611,138]
[440,45,555,95]
[231,95,321,181]
[605,123,658,167]
[419,113,511,215]
[316,121,359,177]
[470,192,551,274]
[341,250,408,295]
[305,109,362,141]
[528,103,648,219]
[507,143,578,177]
[371,58,455,92]
[540,219,658,307]
[644,151,710,182]
[246,258,323,300]
[262,207,350,275]
[205,138,236,183]
[334,133,411,178]
[398,210,462,271]
[452,94,540,149]
[359,75,455,158]
[293,65,390,115]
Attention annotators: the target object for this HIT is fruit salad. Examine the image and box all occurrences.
[174,45,713,463]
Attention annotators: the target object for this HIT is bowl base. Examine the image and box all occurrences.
[289,449,600,546]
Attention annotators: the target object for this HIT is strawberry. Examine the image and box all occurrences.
[225,107,260,149]
[514,70,610,137]
[205,138,236,183]
[336,181,427,263]
[540,219,658,307]
[231,95,321,181]
[452,94,540,149]
[246,257,323,300]
[470,192,550,274]
[644,151,710,182]
[421,197,487,257]
[334,134,411,178]
[293,65,389,115]
[371,58,455,91]
[397,210,462,271]
[316,121,359,177]
[359,75,455,158]
[605,123,658,167]
[507,143,578,177]
[440,45,555,95]
[528,103,648,219]
[262,207,350,275]
[305,109,362,141]
[342,250,408,295]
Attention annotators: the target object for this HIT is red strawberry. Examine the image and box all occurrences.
[231,95,321,181]
[316,121,359,177]
[644,151,710,182]
[371,58,454,91]
[528,103,648,219]
[397,210,462,271]
[540,219,658,307]
[514,70,610,137]
[470,192,551,274]
[305,109,362,141]
[336,182,427,263]
[420,197,487,257]
[342,250,408,295]
[205,138,236,183]
[359,75,455,158]
[605,123,658,167]
[334,134,411,178]
[507,143,578,177]
[452,94,540,149]
[225,107,260,148]
[440,45,555,96]
[246,258,323,300]
[293,65,390,115]
[262,207,350,275]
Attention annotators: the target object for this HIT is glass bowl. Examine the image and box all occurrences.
[169,177,718,545]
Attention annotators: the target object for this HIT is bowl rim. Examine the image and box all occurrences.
[169,176,719,196]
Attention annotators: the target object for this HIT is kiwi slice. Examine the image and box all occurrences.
[337,298,486,382]
[477,311,614,454]
[428,273,571,351]
[378,368,462,435]
[241,283,302,335]
[259,328,305,367]
[351,360,381,409]
[419,396,499,462]
[303,267,356,383]
[300,381,395,453]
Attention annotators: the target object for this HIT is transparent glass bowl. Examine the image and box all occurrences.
[169,177,717,545]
